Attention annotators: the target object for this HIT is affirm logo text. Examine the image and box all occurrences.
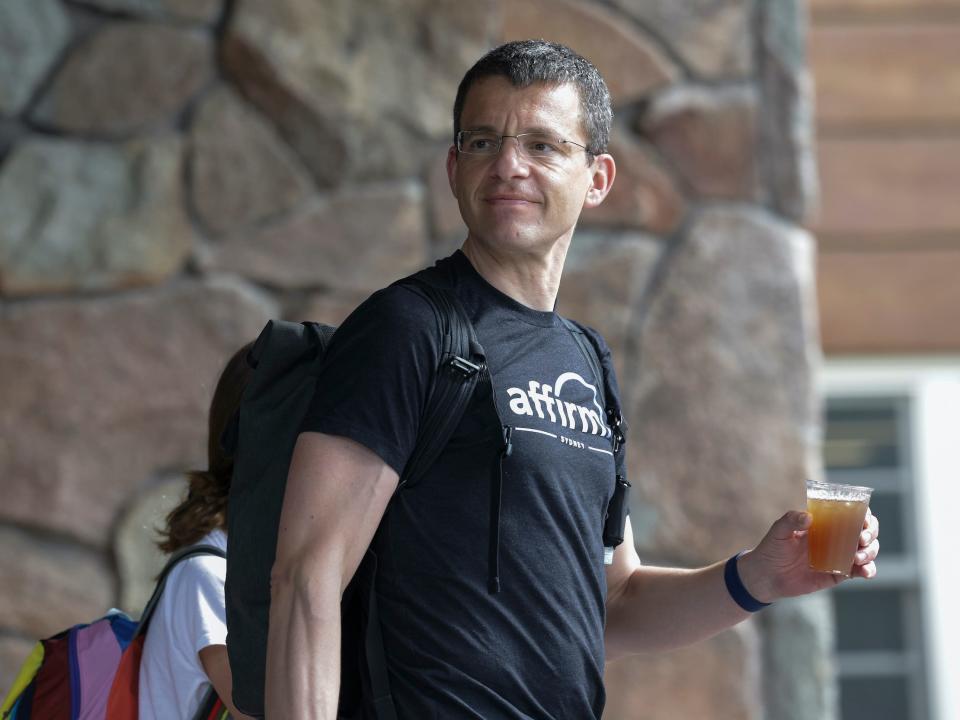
[505,373,610,438]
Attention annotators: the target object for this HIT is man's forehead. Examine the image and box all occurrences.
[460,77,584,131]
[463,76,581,105]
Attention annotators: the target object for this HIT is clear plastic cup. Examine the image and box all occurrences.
[806,480,873,577]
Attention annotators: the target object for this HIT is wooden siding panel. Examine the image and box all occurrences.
[811,0,960,13]
[818,250,960,353]
[814,137,960,236]
[809,24,960,128]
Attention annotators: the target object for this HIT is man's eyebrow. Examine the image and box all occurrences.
[462,124,567,135]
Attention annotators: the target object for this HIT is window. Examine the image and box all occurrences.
[824,397,928,720]
[820,359,960,720]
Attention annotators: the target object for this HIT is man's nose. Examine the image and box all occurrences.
[491,136,531,177]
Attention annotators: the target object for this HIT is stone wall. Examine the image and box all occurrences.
[0,1,829,717]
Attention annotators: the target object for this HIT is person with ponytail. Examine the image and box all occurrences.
[139,343,254,720]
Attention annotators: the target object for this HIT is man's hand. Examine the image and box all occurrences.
[738,508,880,603]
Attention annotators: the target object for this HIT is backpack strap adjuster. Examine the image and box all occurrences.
[607,408,625,455]
[447,355,482,377]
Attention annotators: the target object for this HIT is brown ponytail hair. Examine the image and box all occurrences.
[157,342,253,554]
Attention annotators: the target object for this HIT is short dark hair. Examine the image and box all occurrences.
[453,39,612,156]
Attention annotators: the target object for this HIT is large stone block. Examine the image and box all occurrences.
[603,623,762,720]
[205,182,428,292]
[0,279,277,546]
[627,206,818,564]
[818,249,960,354]
[189,86,312,236]
[426,147,467,257]
[809,24,960,129]
[222,0,495,185]
[557,232,665,378]
[639,84,759,201]
[605,0,754,79]
[72,0,223,23]
[762,594,838,720]
[581,130,686,236]
[301,290,376,328]
[501,0,679,106]
[115,475,191,615]
[0,135,192,296]
[757,0,818,223]
[0,526,113,639]
[30,21,213,136]
[0,118,22,163]
[814,138,960,237]
[0,118,24,163]
[0,0,70,116]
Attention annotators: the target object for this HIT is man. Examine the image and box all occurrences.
[265,40,879,719]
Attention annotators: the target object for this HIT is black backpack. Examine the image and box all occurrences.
[223,272,628,719]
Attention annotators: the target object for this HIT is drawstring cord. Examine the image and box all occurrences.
[488,425,512,594]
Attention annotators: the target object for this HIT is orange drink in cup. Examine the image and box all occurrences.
[806,480,873,577]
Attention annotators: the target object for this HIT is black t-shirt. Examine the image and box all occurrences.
[301,251,623,719]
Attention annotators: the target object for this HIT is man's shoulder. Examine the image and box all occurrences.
[321,277,453,370]
[345,281,447,336]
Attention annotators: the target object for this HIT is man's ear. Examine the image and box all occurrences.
[584,153,616,209]
[446,144,459,196]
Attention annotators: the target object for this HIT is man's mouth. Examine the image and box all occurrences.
[485,194,539,204]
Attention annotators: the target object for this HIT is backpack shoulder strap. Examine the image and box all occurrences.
[559,317,625,451]
[559,318,630,556]
[560,317,603,397]
[136,544,227,637]
[344,273,487,719]
[144,544,230,720]
[392,273,487,489]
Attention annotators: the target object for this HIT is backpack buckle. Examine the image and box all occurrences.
[607,408,625,454]
[447,355,481,377]
[501,425,513,457]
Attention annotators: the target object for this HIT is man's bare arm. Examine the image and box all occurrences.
[265,432,398,719]
[603,518,751,660]
[604,511,880,661]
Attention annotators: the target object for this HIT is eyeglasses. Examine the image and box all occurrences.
[456,130,589,161]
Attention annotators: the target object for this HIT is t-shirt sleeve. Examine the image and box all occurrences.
[171,556,228,654]
[299,284,442,476]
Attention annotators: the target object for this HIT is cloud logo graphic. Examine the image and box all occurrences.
[553,372,605,420]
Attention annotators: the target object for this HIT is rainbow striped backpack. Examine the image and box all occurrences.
[1,545,229,720]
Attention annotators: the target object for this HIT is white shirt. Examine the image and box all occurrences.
[138,529,228,720]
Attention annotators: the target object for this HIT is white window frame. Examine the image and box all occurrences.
[820,356,960,720]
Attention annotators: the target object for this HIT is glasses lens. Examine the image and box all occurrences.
[458,131,584,160]
[459,131,500,154]
[520,133,565,157]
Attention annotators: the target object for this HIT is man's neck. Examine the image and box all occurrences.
[460,235,570,312]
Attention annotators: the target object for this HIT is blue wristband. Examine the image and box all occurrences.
[724,551,771,613]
